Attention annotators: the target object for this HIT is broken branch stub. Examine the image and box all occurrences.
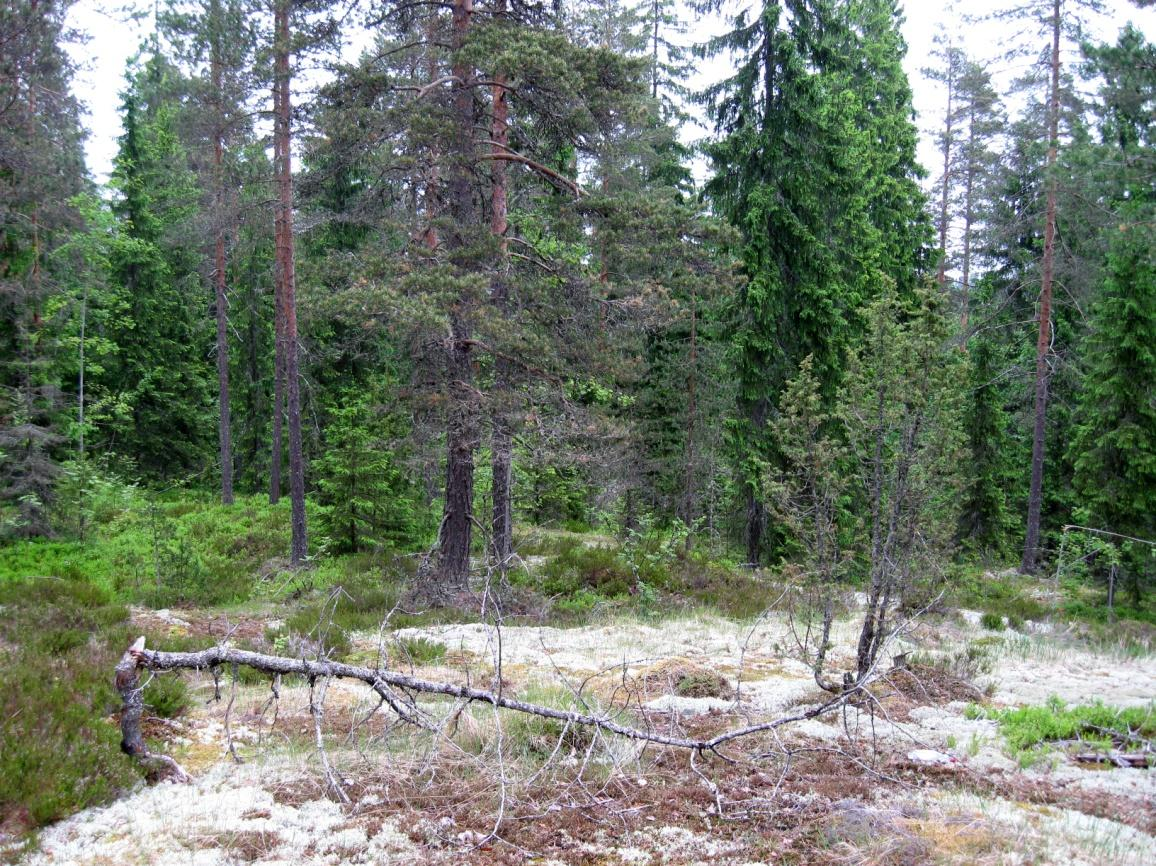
[114,637,190,784]
[114,636,855,781]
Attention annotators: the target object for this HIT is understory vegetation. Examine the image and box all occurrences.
[2,0,1155,861]
[967,697,1156,767]
[1,482,1153,846]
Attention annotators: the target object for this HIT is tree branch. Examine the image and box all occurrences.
[115,637,856,780]
[475,141,586,197]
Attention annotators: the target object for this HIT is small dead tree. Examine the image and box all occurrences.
[842,286,965,681]
[769,286,966,689]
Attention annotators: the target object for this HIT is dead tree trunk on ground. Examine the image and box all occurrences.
[113,636,858,782]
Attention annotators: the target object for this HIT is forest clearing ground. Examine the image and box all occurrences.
[19,599,1155,865]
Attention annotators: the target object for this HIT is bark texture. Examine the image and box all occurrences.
[437,0,480,588]
[489,7,513,572]
[211,9,234,506]
[1022,0,1061,574]
[274,0,307,564]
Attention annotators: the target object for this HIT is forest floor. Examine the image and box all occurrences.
[20,588,1156,866]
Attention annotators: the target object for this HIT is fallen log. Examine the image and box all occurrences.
[114,636,855,781]
[1072,751,1151,769]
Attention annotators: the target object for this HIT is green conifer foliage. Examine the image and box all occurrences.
[107,56,214,477]
[700,0,927,563]
[1070,214,1156,547]
[315,379,426,553]
[1068,25,1156,596]
[0,0,87,536]
[959,314,1017,555]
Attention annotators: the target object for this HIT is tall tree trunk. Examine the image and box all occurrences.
[269,71,285,506]
[679,284,698,532]
[211,4,234,506]
[274,0,307,565]
[420,13,441,250]
[961,100,977,336]
[745,489,763,566]
[937,51,955,289]
[489,2,513,573]
[437,0,478,588]
[744,397,768,566]
[650,0,659,99]
[1022,0,1061,574]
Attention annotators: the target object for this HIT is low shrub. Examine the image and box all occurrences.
[540,541,634,599]
[144,673,192,718]
[392,635,447,666]
[503,684,595,759]
[980,611,1003,630]
[0,577,142,833]
[675,670,731,698]
[969,696,1156,754]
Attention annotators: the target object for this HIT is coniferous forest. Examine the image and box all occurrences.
[1,1,1154,863]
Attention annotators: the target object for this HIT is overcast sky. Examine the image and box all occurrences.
[65,0,1155,188]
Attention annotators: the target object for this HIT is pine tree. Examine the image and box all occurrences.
[925,28,966,290]
[161,0,261,505]
[987,0,1106,572]
[300,1,673,589]
[953,58,1004,332]
[264,0,339,563]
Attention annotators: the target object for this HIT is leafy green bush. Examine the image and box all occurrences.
[520,464,593,529]
[540,541,634,599]
[948,568,1050,623]
[50,459,144,539]
[1,493,317,606]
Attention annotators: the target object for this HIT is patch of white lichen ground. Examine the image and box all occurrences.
[22,605,1156,865]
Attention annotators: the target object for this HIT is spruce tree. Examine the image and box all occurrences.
[1068,25,1156,596]
[0,0,87,536]
[107,53,215,478]
[699,0,927,564]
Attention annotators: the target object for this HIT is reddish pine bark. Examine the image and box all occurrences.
[437,0,479,588]
[274,0,307,564]
[489,0,513,571]
[1022,0,1061,574]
